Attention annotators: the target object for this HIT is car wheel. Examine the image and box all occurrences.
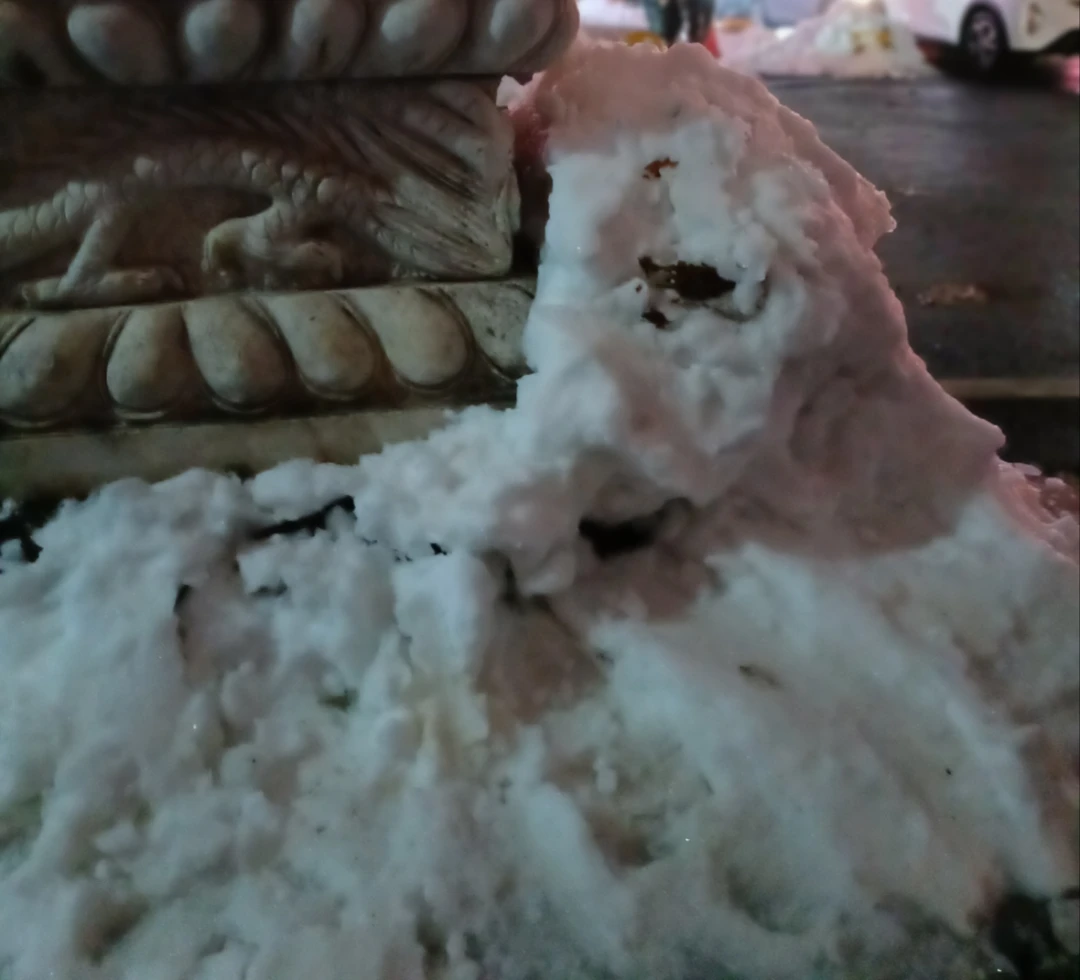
[960,5,1009,75]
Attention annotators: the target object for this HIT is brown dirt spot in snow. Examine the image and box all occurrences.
[643,158,678,179]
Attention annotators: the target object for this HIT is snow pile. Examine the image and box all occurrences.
[722,0,935,78]
[576,0,648,40]
[574,0,933,80]
[713,17,782,62]
[712,18,796,68]
[1,42,1077,980]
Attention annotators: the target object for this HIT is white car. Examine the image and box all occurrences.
[884,0,1080,72]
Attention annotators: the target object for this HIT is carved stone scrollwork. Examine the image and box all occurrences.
[0,82,519,309]
[0,0,578,86]
[0,279,533,431]
[0,1,556,496]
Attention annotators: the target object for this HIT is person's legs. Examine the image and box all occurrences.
[681,0,714,42]
[644,0,684,43]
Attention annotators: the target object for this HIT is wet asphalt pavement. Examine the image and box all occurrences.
[771,69,1078,386]
[770,66,1079,468]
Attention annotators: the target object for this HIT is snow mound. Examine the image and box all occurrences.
[723,0,936,78]
[0,42,1076,980]
[576,0,648,40]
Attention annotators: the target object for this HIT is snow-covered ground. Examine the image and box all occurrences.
[578,0,648,39]
[577,0,935,78]
[722,0,934,78]
[1,42,1077,980]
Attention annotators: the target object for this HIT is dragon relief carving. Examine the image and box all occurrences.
[0,81,519,309]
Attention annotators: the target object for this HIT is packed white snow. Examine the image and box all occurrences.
[0,42,1077,980]
[575,0,934,79]
[722,0,935,78]
[577,0,648,40]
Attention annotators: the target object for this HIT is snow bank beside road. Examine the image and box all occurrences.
[724,0,934,76]
[577,0,647,38]
[722,0,934,77]
[576,0,935,78]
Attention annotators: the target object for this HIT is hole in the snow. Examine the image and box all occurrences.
[86,904,145,964]
[319,688,357,712]
[415,909,448,976]
[738,663,782,690]
[250,496,355,541]
[990,892,1073,978]
[639,256,737,303]
[643,308,671,329]
[174,583,193,612]
[579,510,665,559]
[588,810,656,870]
[0,511,42,564]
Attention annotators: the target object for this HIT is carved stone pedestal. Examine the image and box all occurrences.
[0,0,573,497]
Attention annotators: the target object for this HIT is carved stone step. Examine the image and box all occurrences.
[0,407,479,499]
[0,0,577,86]
[0,277,533,436]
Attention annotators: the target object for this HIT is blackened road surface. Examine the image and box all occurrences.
[770,77,1079,393]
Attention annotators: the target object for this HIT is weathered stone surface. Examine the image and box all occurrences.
[451,278,535,371]
[0,310,112,420]
[261,293,377,398]
[0,0,551,497]
[105,305,195,413]
[184,298,290,410]
[0,82,519,308]
[0,0,577,86]
[281,0,366,78]
[0,278,533,433]
[180,0,264,82]
[0,407,459,499]
[346,288,471,387]
[67,2,172,84]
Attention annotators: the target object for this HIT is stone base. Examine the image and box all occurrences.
[0,277,532,426]
[0,276,533,498]
[0,406,496,499]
